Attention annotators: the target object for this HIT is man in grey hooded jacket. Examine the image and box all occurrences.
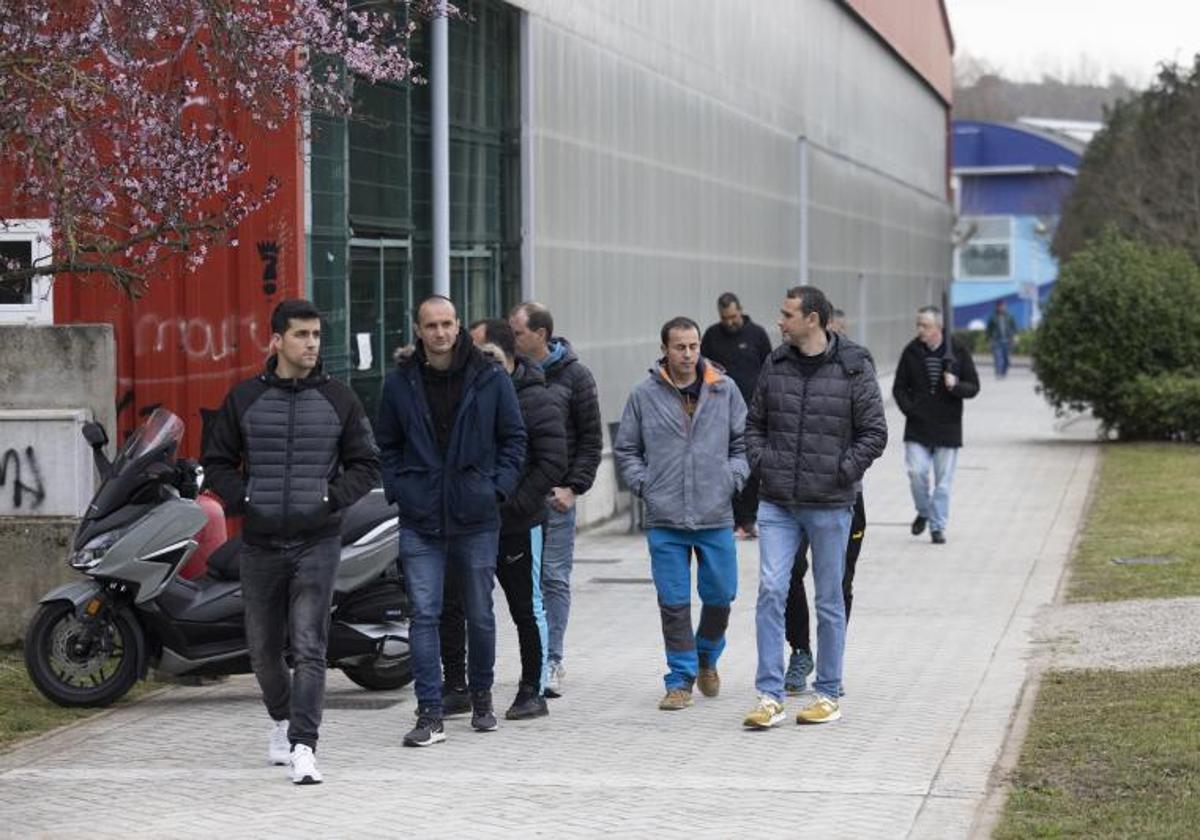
[614,317,749,712]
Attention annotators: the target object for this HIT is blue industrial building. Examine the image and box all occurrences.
[951,119,1089,330]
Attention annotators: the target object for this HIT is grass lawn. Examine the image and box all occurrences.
[1067,442,1200,602]
[996,666,1200,839]
[0,648,157,751]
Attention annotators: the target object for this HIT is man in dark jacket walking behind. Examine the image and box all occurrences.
[700,292,773,538]
[203,299,381,785]
[893,305,980,544]
[440,319,568,721]
[377,296,527,747]
[509,302,602,698]
[615,317,749,712]
[742,286,887,730]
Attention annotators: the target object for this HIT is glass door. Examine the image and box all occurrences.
[348,238,411,421]
[450,246,499,326]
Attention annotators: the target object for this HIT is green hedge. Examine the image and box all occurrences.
[954,328,1036,356]
[1033,232,1200,436]
[1114,372,1200,441]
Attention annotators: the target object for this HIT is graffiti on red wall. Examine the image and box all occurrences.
[135,313,272,362]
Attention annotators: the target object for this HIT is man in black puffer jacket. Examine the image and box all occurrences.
[509,302,602,697]
[441,319,568,721]
[741,286,887,732]
[202,299,380,785]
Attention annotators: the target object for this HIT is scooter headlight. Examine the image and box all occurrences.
[70,528,129,570]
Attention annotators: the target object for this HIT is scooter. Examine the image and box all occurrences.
[24,407,411,708]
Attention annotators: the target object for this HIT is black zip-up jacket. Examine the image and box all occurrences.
[541,338,603,495]
[700,315,773,405]
[201,357,381,548]
[746,333,888,508]
[502,357,569,535]
[892,336,980,448]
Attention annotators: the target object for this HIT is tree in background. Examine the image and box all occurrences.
[0,0,444,295]
[1053,56,1200,264]
[1033,232,1200,439]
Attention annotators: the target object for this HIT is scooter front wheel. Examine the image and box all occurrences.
[24,600,143,708]
[341,655,413,692]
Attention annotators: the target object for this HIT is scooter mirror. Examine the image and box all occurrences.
[82,422,109,449]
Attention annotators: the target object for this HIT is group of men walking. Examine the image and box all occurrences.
[201,283,979,784]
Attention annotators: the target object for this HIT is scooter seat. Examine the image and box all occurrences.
[339,490,399,547]
[205,535,244,582]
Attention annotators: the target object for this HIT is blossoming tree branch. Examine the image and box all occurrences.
[0,0,445,295]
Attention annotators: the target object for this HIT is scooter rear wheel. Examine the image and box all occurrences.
[24,601,143,708]
[341,655,413,691]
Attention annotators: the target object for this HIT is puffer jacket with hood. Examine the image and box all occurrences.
[540,337,603,495]
[202,356,381,548]
[501,356,569,535]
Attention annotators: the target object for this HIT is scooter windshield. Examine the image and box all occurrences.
[121,408,185,464]
[84,408,185,521]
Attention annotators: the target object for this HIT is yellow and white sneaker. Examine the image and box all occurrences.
[795,691,841,724]
[742,694,785,729]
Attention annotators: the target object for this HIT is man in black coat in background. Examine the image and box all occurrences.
[701,292,773,538]
[892,305,980,544]
[440,319,568,721]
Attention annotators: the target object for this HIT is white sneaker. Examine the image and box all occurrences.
[545,661,565,698]
[268,719,290,766]
[290,744,322,785]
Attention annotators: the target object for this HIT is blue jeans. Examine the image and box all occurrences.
[647,527,738,691]
[991,340,1011,377]
[755,501,851,700]
[241,536,340,750]
[400,528,499,715]
[905,442,959,533]
[540,504,577,666]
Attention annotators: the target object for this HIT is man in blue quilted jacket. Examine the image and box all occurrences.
[203,298,380,785]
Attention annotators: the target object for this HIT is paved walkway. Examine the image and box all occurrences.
[1,368,1099,839]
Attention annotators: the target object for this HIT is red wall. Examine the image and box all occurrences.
[844,0,955,105]
[51,116,305,455]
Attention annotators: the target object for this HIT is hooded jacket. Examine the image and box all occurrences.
[201,356,381,548]
[540,337,603,495]
[501,356,569,535]
[376,337,527,537]
[745,333,888,508]
[614,359,749,531]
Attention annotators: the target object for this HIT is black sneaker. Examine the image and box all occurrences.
[403,710,446,748]
[911,515,928,536]
[442,685,471,717]
[505,686,549,720]
[931,530,946,544]
[471,690,498,732]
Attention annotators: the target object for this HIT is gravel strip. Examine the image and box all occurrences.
[1035,596,1200,670]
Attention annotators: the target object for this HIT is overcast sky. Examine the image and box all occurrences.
[945,0,1200,87]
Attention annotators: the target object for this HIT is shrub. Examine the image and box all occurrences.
[1033,232,1200,436]
[953,328,988,355]
[1114,372,1200,441]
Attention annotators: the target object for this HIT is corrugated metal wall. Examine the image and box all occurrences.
[512,0,953,419]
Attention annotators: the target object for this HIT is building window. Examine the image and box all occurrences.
[0,220,53,324]
[957,216,1012,280]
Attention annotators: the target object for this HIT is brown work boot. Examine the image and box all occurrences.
[697,667,721,698]
[658,687,694,711]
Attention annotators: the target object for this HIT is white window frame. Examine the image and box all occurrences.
[0,219,54,324]
[955,215,1013,282]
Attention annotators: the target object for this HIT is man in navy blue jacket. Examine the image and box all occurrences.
[377,295,527,747]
